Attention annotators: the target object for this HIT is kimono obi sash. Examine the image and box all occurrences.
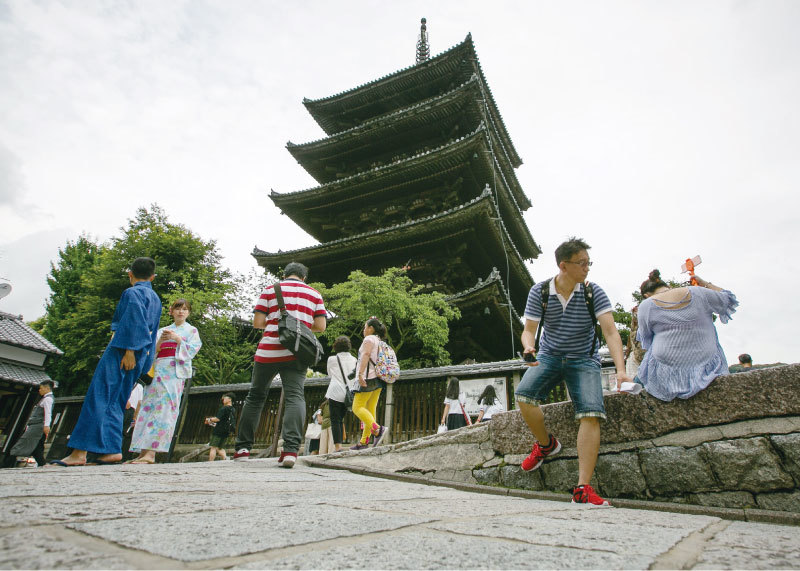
[157,340,178,359]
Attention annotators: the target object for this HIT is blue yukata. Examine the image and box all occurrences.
[69,281,162,454]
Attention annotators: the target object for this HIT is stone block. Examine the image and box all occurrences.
[719,416,800,439]
[473,467,500,486]
[702,437,794,492]
[499,465,544,490]
[491,364,800,455]
[770,432,800,482]
[755,490,800,513]
[503,454,526,466]
[652,426,725,448]
[481,456,502,468]
[593,452,648,498]
[692,491,756,509]
[640,446,717,495]
[539,457,599,492]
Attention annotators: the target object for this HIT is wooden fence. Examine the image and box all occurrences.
[46,361,573,458]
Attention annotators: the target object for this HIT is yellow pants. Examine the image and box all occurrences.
[352,389,382,444]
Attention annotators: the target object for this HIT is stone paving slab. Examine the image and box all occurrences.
[0,459,798,569]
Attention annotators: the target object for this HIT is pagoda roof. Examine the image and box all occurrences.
[302,34,522,169]
[272,124,538,259]
[446,270,525,362]
[288,75,521,189]
[0,360,55,387]
[254,188,533,308]
[446,268,523,325]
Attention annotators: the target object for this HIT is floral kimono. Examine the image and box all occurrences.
[130,321,202,453]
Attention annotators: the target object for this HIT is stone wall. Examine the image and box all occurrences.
[317,364,800,513]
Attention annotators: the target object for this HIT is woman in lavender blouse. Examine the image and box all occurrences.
[635,269,738,401]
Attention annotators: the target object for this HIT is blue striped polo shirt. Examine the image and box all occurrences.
[524,278,612,362]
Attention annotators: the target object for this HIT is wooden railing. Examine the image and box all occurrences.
[48,361,572,455]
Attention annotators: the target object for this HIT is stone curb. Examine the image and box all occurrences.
[301,458,800,526]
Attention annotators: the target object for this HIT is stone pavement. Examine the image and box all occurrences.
[1,458,798,570]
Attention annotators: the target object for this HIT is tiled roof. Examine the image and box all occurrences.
[0,311,63,356]
[302,34,522,169]
[446,268,524,324]
[0,361,54,386]
[256,187,528,272]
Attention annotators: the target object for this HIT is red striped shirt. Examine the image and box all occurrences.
[253,279,326,363]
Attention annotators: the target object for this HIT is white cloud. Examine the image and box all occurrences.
[0,1,797,364]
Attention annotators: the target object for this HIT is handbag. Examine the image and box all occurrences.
[437,424,448,434]
[335,355,355,409]
[305,422,322,440]
[274,283,324,368]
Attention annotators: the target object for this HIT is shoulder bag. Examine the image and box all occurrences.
[335,355,355,409]
[274,283,324,368]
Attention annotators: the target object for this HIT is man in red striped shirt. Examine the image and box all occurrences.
[233,262,327,467]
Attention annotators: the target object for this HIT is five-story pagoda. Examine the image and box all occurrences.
[255,21,540,362]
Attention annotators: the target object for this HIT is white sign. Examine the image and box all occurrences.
[459,377,508,416]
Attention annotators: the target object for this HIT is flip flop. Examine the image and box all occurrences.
[91,459,122,465]
[47,460,85,467]
[128,459,155,464]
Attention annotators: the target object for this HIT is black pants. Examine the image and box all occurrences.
[328,399,347,444]
[30,434,46,467]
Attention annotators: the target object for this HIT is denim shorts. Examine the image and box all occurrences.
[515,355,606,420]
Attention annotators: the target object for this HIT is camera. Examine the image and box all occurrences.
[518,351,537,363]
[347,369,357,380]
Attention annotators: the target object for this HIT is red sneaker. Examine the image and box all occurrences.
[233,449,250,461]
[521,435,561,472]
[572,484,610,506]
[277,452,297,468]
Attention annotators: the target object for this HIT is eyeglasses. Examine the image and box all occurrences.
[564,260,593,268]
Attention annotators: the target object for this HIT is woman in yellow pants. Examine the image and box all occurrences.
[350,317,388,450]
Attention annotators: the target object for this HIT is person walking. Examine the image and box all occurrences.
[51,257,162,467]
[129,298,202,464]
[350,318,388,450]
[475,384,505,423]
[325,336,356,453]
[207,393,236,461]
[8,380,55,467]
[439,376,470,431]
[233,262,327,468]
[515,238,631,506]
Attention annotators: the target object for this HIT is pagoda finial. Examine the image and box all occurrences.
[416,18,430,64]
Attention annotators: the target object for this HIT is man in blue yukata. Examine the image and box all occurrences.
[51,257,162,466]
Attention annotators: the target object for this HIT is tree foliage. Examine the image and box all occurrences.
[42,205,256,394]
[312,268,460,369]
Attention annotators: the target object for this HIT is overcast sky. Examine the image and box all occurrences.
[1,1,798,365]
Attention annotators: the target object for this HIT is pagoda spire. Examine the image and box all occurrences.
[416,18,430,64]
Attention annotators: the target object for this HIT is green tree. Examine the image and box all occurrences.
[44,205,253,394]
[312,268,460,369]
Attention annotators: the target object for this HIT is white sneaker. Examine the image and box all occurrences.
[233,449,250,461]
[277,452,297,468]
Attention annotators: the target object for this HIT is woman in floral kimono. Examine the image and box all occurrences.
[128,299,202,463]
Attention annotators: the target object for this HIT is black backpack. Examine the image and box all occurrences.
[534,278,603,355]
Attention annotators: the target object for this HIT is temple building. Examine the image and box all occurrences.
[255,24,540,362]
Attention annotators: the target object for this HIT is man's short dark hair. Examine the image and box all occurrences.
[332,335,352,354]
[283,262,308,280]
[738,353,752,365]
[130,257,156,279]
[555,237,591,265]
[39,380,54,390]
[222,392,235,402]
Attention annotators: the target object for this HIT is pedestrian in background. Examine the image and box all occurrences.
[475,384,505,423]
[440,376,470,431]
[350,318,388,450]
[325,335,356,452]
